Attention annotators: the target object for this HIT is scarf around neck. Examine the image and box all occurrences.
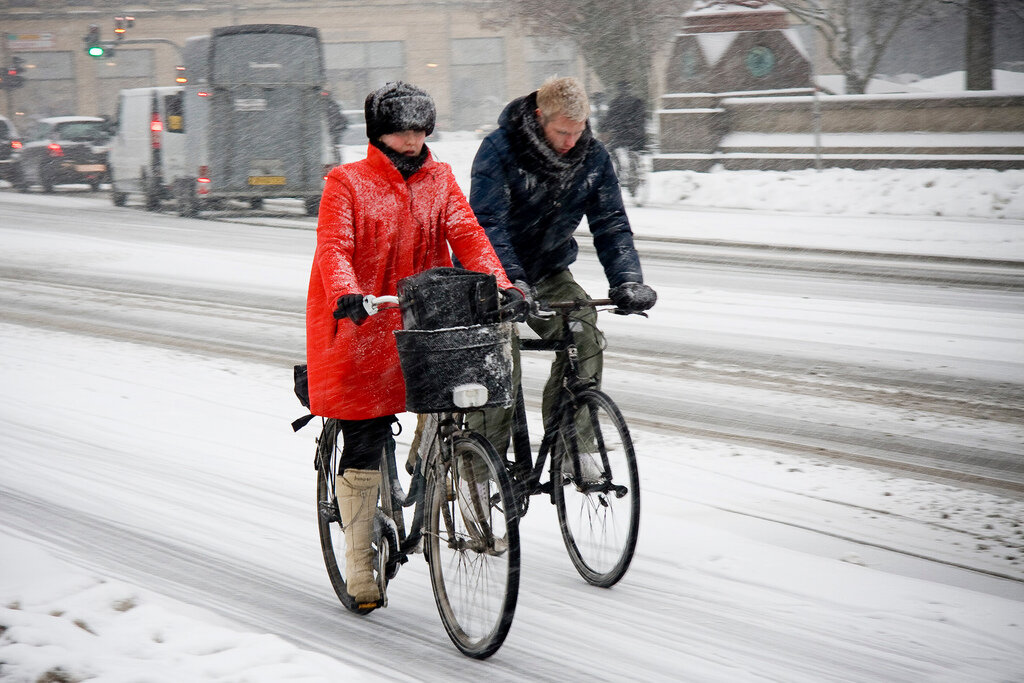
[501,92,592,187]
[372,138,430,179]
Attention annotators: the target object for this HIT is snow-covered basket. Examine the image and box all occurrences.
[395,322,514,413]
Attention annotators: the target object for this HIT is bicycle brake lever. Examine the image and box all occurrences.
[612,308,649,318]
[530,304,556,320]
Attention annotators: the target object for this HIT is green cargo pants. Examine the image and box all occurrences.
[467,269,604,458]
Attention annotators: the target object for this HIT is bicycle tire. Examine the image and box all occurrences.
[424,431,520,659]
[552,389,640,587]
[315,420,377,615]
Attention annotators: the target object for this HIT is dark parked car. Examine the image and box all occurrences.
[0,115,22,187]
[14,116,111,192]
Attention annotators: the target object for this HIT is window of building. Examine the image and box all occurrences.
[524,37,576,89]
[7,51,75,118]
[14,51,74,80]
[94,50,155,117]
[324,41,404,112]
[94,49,154,79]
[450,37,504,131]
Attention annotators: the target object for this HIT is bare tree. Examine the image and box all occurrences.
[932,0,1023,90]
[772,0,944,93]
[478,0,684,103]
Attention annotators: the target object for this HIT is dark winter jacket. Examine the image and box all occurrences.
[602,92,647,151]
[469,92,643,288]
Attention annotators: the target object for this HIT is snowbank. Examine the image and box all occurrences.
[645,167,1024,220]
[422,134,1024,221]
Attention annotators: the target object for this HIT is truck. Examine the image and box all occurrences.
[108,24,338,217]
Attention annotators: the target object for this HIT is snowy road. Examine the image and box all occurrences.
[2,190,1023,680]
[3,192,1021,490]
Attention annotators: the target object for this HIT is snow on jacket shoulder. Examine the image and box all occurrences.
[469,93,643,288]
[306,144,512,420]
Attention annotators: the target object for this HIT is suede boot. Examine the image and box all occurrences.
[337,468,381,605]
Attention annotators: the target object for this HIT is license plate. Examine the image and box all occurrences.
[248,176,286,185]
[76,164,106,173]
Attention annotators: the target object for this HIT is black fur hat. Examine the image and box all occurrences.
[364,81,436,140]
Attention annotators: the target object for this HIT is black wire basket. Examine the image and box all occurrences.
[395,322,514,413]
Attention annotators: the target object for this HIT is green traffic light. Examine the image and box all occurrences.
[87,45,106,57]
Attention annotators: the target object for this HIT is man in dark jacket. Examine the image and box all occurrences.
[602,81,647,153]
[468,76,656,460]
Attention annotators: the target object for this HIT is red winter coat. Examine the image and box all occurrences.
[306,144,513,420]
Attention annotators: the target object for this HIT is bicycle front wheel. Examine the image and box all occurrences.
[552,389,640,587]
[424,431,520,659]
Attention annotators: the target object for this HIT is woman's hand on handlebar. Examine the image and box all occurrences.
[334,293,369,325]
[333,294,400,324]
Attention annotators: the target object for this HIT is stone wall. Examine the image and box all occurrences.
[654,91,1024,171]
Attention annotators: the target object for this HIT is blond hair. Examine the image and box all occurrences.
[536,76,590,123]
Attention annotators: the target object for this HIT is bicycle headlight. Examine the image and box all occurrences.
[452,383,489,408]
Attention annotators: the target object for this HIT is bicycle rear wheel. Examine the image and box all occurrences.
[552,389,640,587]
[424,431,520,659]
[315,419,377,615]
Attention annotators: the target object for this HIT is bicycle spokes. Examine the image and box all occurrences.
[426,434,519,658]
[553,391,640,587]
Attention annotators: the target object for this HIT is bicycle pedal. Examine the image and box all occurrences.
[355,598,384,610]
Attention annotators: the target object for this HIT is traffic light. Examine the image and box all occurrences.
[83,24,112,58]
[113,15,135,39]
[0,57,26,90]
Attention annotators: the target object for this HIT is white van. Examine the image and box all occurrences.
[108,86,186,210]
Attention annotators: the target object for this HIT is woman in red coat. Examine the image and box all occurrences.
[306,81,518,607]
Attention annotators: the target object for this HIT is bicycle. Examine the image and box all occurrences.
[313,294,521,659]
[311,293,641,658]
[609,145,650,207]
[504,298,641,587]
[415,296,641,587]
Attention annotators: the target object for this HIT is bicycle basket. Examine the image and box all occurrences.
[394,322,514,413]
[396,267,500,330]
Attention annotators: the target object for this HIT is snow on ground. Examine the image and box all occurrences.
[2,132,1024,680]
[0,533,361,682]
[2,322,1023,682]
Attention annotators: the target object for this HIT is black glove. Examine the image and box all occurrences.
[333,293,368,325]
[609,282,657,313]
[499,283,530,323]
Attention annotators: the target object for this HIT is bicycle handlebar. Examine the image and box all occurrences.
[354,295,636,322]
[362,294,400,316]
[543,298,614,311]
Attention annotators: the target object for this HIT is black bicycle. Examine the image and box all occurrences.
[315,295,520,659]
[610,145,650,206]
[507,299,641,587]
[312,294,640,659]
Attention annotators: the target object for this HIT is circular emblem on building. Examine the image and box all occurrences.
[745,46,776,77]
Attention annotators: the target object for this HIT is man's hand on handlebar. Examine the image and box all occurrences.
[608,282,657,314]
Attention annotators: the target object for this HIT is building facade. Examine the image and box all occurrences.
[0,0,587,133]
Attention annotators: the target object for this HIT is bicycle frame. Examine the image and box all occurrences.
[511,299,611,502]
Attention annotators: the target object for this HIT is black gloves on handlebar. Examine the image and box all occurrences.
[334,293,369,325]
[499,280,533,323]
[609,282,657,313]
